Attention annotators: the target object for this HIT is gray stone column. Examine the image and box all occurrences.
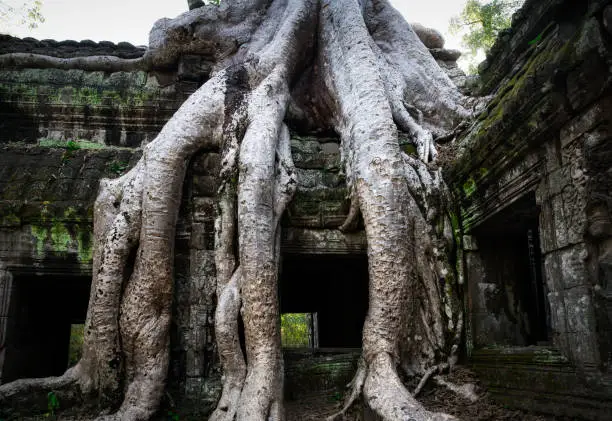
[0,263,13,384]
[535,96,612,368]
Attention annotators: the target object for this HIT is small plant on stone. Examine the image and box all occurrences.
[46,391,60,419]
[108,160,129,175]
[65,140,80,151]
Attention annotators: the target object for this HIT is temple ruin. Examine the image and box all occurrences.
[0,0,611,419]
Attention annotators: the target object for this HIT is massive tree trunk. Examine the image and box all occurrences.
[0,1,478,420]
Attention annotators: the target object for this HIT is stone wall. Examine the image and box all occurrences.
[448,0,612,416]
[0,48,358,412]
[283,349,360,400]
[0,0,611,417]
[0,24,466,412]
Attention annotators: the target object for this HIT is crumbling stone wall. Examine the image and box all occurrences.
[0,35,358,409]
[0,0,611,416]
[448,0,612,417]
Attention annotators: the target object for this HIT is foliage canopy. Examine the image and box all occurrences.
[450,0,524,72]
[0,0,44,32]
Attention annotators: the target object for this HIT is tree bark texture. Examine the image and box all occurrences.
[0,1,477,420]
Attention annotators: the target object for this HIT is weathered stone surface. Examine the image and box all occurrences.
[295,168,322,188]
[547,291,567,334]
[566,331,600,366]
[178,55,213,82]
[0,67,188,146]
[284,350,360,400]
[281,228,366,255]
[0,144,140,275]
[560,97,612,147]
[319,141,340,155]
[564,287,596,333]
[410,23,445,49]
[191,152,221,175]
[192,197,215,223]
[454,5,612,404]
[559,245,590,289]
[429,48,461,62]
[189,222,215,250]
[290,136,340,170]
[471,347,612,419]
[192,175,218,197]
[0,34,146,58]
[566,52,607,112]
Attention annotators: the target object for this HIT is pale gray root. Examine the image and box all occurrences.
[235,69,293,421]
[0,1,280,72]
[412,366,440,397]
[210,142,243,421]
[367,36,438,162]
[400,153,463,375]
[362,0,473,138]
[273,123,298,229]
[1,0,474,420]
[0,69,227,419]
[433,376,479,403]
[0,367,79,410]
[93,73,227,421]
[410,23,445,49]
[78,164,145,401]
[339,194,361,233]
[209,268,245,421]
[319,1,463,420]
[208,1,311,419]
[214,185,239,294]
[326,358,367,421]
[364,353,456,421]
[0,164,145,412]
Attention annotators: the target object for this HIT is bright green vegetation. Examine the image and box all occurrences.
[462,177,477,198]
[47,391,60,418]
[28,207,93,262]
[0,68,160,111]
[39,138,106,150]
[108,160,130,175]
[281,313,312,348]
[30,222,93,262]
[450,0,525,73]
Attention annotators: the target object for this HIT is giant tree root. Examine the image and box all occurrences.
[0,1,481,420]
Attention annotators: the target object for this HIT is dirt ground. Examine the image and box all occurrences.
[14,367,577,421]
[285,366,573,421]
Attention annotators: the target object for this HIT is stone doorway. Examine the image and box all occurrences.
[279,253,367,400]
[471,193,549,346]
[2,273,91,383]
[279,253,369,349]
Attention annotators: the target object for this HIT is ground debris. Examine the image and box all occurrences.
[286,366,571,421]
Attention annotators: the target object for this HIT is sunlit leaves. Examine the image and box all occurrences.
[281,313,311,348]
[0,0,45,33]
[450,0,524,73]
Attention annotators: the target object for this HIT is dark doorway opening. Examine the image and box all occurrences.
[474,193,549,345]
[2,274,91,383]
[279,254,368,349]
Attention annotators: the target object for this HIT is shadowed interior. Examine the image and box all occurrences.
[280,253,369,349]
[2,274,90,382]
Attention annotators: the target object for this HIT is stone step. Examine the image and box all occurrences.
[283,348,360,400]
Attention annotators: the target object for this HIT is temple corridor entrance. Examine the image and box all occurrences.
[472,193,549,346]
[2,274,90,383]
[279,254,369,349]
